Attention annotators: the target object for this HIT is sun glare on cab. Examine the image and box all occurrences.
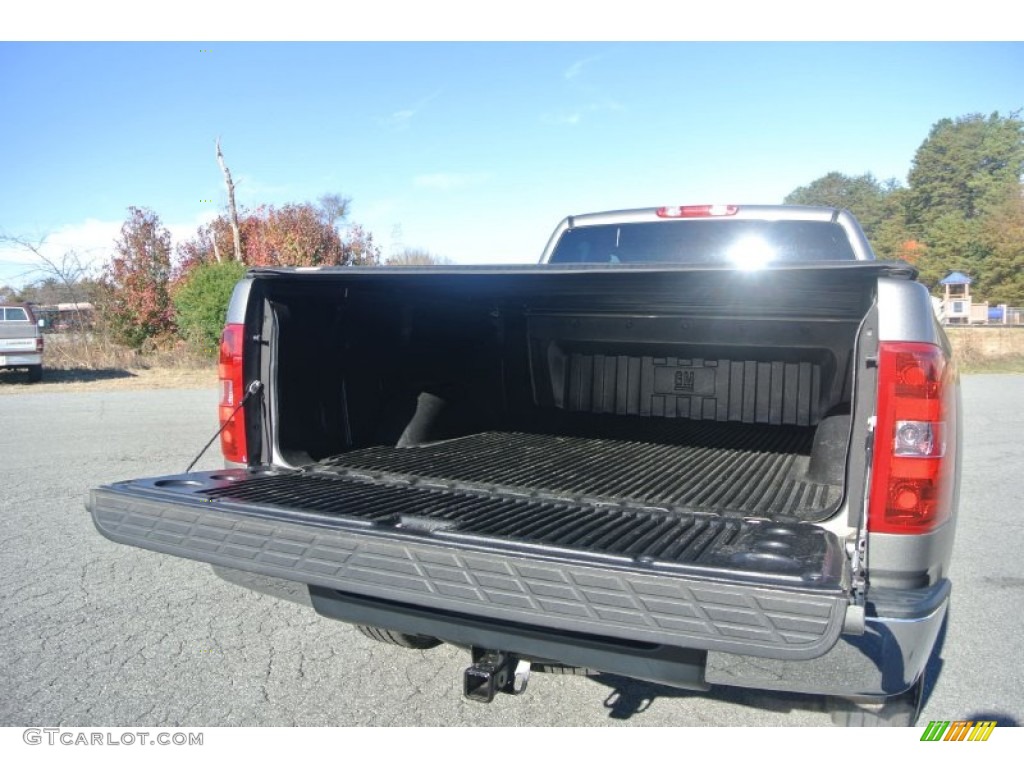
[727,236,776,270]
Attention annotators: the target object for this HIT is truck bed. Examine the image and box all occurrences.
[88,261,892,665]
[314,419,840,521]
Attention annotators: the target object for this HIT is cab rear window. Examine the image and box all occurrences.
[548,220,857,265]
[3,307,29,322]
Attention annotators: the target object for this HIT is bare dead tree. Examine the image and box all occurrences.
[318,193,351,228]
[215,137,242,263]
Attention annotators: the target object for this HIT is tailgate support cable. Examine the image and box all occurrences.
[184,380,263,473]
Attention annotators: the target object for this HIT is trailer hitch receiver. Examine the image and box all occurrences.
[463,649,531,703]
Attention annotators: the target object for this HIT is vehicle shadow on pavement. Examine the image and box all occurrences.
[0,367,136,386]
[964,713,1019,726]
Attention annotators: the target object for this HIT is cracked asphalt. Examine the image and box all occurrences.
[1,377,1021,726]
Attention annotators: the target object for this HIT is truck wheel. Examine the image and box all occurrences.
[27,365,42,383]
[355,624,442,649]
[829,674,925,727]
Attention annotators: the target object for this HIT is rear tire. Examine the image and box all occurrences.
[829,674,925,727]
[27,365,42,383]
[355,624,442,649]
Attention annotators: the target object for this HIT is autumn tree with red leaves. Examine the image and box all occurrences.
[175,199,380,276]
[173,219,225,281]
[170,197,380,354]
[241,203,344,267]
[101,207,176,348]
[338,222,381,266]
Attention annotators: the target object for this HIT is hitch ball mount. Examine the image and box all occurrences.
[464,648,532,703]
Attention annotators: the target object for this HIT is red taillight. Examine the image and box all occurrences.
[868,342,957,534]
[218,323,247,464]
[656,204,738,218]
[36,336,44,353]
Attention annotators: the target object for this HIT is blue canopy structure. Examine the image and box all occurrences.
[940,271,972,285]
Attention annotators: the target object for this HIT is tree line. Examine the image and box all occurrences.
[785,111,1024,304]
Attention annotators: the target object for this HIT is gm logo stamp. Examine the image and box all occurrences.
[654,365,714,396]
[674,369,695,392]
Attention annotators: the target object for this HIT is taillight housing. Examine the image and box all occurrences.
[36,336,44,353]
[868,342,957,534]
[218,323,247,464]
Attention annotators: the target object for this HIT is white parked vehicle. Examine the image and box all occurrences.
[0,303,44,382]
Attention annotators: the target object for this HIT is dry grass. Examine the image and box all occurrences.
[0,332,216,395]
[947,327,1024,373]
[42,332,213,371]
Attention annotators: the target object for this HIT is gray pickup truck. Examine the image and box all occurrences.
[0,303,44,382]
[88,205,960,725]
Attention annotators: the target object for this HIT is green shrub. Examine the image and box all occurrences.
[173,261,248,355]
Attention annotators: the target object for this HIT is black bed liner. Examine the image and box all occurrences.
[314,421,841,521]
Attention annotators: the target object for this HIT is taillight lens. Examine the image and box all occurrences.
[868,342,957,534]
[656,204,738,218]
[36,336,44,352]
[218,323,247,464]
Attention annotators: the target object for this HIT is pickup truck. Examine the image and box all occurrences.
[88,204,960,726]
[0,303,44,382]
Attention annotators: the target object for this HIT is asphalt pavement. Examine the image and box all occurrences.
[0,377,1021,727]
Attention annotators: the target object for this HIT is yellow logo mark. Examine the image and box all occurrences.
[921,720,997,741]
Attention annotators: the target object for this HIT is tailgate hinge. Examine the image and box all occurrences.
[843,414,875,634]
[844,532,867,633]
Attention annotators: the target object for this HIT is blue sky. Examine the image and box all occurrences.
[1,40,1021,286]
